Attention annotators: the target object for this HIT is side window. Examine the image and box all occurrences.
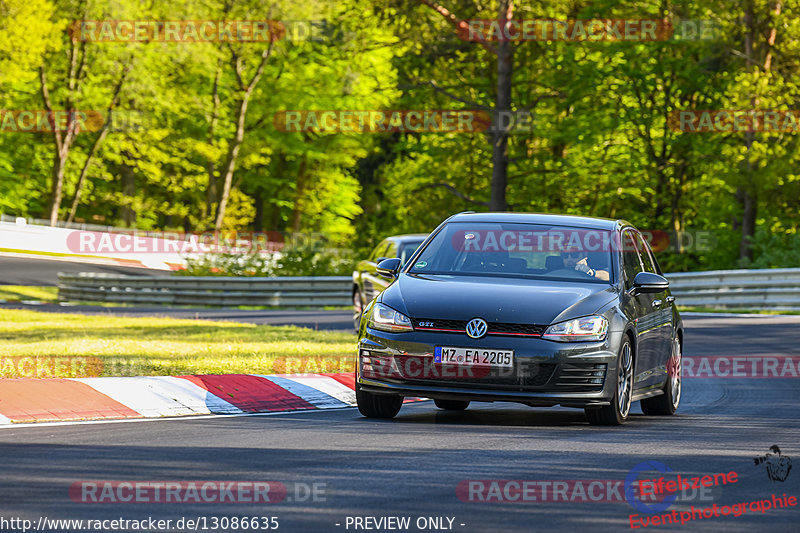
[384,240,399,259]
[370,241,389,261]
[398,242,423,267]
[621,230,643,290]
[634,232,657,274]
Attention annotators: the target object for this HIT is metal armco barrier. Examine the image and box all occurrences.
[58,269,800,310]
[666,268,800,310]
[57,273,352,307]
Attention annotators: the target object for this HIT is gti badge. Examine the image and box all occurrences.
[466,318,488,339]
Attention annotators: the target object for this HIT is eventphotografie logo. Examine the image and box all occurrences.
[624,461,730,514]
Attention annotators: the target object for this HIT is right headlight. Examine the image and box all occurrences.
[542,315,608,342]
[368,303,414,333]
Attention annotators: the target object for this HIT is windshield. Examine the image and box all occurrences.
[407,222,615,284]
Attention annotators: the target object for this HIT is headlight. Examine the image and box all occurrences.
[542,315,608,342]
[368,303,414,332]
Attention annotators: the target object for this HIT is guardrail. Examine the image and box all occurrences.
[58,269,800,310]
[58,273,352,307]
[666,268,800,310]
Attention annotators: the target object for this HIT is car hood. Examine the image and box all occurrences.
[380,273,618,325]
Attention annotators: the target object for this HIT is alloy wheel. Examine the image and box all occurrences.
[617,342,633,418]
[669,338,682,410]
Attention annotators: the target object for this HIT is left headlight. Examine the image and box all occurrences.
[368,303,414,333]
[542,315,608,342]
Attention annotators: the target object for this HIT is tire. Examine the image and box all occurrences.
[352,289,363,333]
[641,335,681,416]
[356,383,402,419]
[586,336,634,426]
[434,399,470,411]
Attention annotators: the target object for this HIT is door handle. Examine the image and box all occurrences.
[652,299,662,308]
[666,296,675,304]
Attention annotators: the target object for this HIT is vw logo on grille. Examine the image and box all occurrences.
[466,318,488,339]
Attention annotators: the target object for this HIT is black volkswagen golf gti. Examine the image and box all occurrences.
[356,212,683,425]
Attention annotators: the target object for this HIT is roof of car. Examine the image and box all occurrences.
[447,212,622,230]
[386,234,429,242]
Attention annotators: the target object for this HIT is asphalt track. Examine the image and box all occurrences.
[0,302,354,330]
[0,256,163,286]
[1,315,799,532]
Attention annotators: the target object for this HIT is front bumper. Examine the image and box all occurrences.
[357,327,622,408]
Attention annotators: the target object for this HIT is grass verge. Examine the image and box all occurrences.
[0,286,59,303]
[677,306,800,315]
[0,309,356,377]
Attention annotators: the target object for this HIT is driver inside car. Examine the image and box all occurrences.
[560,247,610,281]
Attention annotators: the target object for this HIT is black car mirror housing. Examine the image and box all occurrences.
[376,257,402,278]
[630,271,670,295]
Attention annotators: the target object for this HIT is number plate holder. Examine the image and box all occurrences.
[434,346,514,367]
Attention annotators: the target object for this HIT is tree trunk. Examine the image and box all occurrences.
[253,189,263,231]
[291,156,308,233]
[66,66,128,223]
[739,182,756,261]
[48,152,67,225]
[205,58,222,222]
[737,0,781,262]
[66,128,106,223]
[213,45,274,230]
[120,157,136,226]
[417,0,514,211]
[214,95,250,230]
[490,0,513,211]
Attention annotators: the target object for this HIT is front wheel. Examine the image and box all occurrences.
[641,336,681,416]
[434,399,470,411]
[586,337,634,426]
[356,384,402,419]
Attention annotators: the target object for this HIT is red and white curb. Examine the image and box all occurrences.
[0,373,388,425]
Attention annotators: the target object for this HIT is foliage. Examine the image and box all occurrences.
[0,0,798,272]
[178,245,356,277]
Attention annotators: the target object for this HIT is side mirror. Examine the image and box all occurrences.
[376,257,402,278]
[630,271,669,295]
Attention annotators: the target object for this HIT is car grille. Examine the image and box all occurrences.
[387,356,557,390]
[555,363,607,390]
[412,318,546,337]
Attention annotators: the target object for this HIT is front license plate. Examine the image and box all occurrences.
[434,346,514,367]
